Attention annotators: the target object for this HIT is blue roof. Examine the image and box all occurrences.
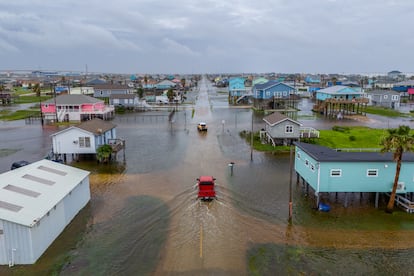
[254,80,295,91]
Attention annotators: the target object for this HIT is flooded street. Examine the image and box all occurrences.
[2,78,414,275]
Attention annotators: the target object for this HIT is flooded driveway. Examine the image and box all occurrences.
[2,78,414,275]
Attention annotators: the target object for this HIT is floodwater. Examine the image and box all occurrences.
[2,78,414,275]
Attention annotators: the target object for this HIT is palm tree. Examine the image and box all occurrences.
[381,125,414,213]
[144,75,148,88]
[137,87,144,99]
[180,78,186,91]
[166,88,175,103]
[33,83,41,97]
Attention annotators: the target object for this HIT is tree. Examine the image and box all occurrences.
[180,78,186,90]
[96,144,113,163]
[380,125,414,213]
[137,87,144,99]
[166,88,175,103]
[33,83,41,97]
[144,75,148,88]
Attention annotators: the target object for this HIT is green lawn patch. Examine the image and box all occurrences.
[316,126,387,149]
[242,126,408,152]
[15,95,52,104]
[365,106,410,118]
[0,109,40,121]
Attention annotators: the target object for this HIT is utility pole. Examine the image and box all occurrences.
[289,145,293,223]
[250,109,253,161]
[53,82,58,122]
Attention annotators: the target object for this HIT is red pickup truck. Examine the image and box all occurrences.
[197,176,216,200]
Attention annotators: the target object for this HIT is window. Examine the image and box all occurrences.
[367,169,378,177]
[383,95,388,99]
[330,169,342,177]
[285,125,293,133]
[392,95,399,101]
[79,137,91,148]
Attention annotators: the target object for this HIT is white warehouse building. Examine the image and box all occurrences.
[0,159,90,266]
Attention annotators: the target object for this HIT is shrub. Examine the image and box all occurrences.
[332,126,350,133]
[349,135,356,141]
[96,144,113,163]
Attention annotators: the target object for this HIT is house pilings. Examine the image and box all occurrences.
[295,172,382,209]
[318,98,369,118]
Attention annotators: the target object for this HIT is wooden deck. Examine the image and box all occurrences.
[394,194,414,213]
[300,127,319,138]
[108,139,125,153]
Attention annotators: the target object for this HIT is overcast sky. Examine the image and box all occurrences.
[0,0,413,75]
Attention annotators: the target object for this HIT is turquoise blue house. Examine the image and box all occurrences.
[228,77,246,96]
[252,77,268,86]
[315,85,363,101]
[305,75,321,84]
[294,142,414,209]
[228,77,246,103]
[314,85,368,117]
[155,80,176,90]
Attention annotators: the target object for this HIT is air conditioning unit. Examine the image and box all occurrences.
[397,182,405,191]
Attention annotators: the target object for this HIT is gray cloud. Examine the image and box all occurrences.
[0,0,413,74]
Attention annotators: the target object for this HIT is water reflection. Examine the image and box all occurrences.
[2,79,414,275]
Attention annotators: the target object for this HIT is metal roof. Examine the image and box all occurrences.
[76,118,116,134]
[43,94,103,105]
[50,118,116,136]
[368,89,400,95]
[295,142,414,162]
[263,112,302,126]
[0,159,90,227]
[317,85,361,95]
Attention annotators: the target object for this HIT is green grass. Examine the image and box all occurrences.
[317,126,388,149]
[365,106,410,117]
[243,126,413,152]
[15,95,52,104]
[0,109,40,120]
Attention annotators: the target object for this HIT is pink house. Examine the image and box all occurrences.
[408,88,414,100]
[41,94,115,123]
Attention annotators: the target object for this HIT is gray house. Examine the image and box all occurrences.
[368,89,400,109]
[109,94,139,109]
[93,84,134,99]
[262,112,302,146]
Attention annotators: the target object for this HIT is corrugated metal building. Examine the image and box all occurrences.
[0,159,90,265]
